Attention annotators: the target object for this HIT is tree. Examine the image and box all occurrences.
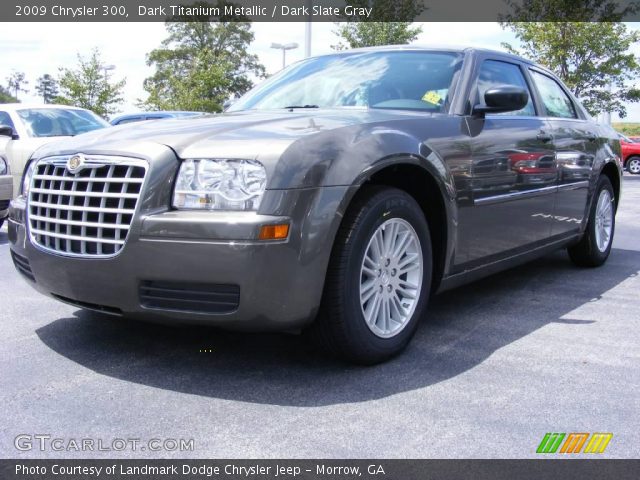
[333,0,424,50]
[142,2,265,112]
[501,0,640,117]
[0,86,18,103]
[6,71,28,100]
[35,74,59,104]
[55,49,126,118]
[501,0,639,22]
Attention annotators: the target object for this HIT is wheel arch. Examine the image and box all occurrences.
[331,157,454,292]
[599,160,621,211]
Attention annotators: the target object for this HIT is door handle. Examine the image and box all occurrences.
[584,133,597,142]
[537,132,553,142]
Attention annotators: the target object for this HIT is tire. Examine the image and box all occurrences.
[568,176,615,267]
[310,186,432,364]
[627,156,640,175]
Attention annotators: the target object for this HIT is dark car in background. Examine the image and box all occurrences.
[8,47,622,364]
[110,111,206,126]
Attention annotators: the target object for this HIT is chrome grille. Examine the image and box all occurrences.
[28,155,147,257]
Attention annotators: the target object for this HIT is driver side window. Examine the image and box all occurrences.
[477,60,535,116]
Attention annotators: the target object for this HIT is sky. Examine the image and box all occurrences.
[1,21,639,121]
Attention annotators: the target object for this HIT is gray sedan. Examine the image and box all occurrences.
[7,47,622,363]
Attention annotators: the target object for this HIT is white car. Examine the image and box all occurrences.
[0,148,10,229]
[0,104,109,197]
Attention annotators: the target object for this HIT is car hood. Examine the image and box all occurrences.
[33,108,433,161]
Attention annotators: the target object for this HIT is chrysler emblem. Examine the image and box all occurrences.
[67,154,85,174]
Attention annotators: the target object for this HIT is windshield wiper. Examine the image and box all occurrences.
[283,105,319,109]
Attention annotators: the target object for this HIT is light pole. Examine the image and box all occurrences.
[304,0,312,58]
[103,64,116,79]
[271,42,299,70]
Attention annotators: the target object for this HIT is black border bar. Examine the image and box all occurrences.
[3,0,640,22]
[1,459,640,480]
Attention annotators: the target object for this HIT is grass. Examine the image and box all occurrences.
[612,122,640,136]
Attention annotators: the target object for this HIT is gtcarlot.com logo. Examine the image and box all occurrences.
[536,433,613,454]
[14,434,195,452]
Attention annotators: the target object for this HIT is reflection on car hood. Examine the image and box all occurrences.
[32,109,435,161]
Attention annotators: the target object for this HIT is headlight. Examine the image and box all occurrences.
[173,159,267,211]
[0,156,7,176]
[21,161,36,197]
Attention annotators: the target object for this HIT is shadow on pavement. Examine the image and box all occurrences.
[36,248,640,406]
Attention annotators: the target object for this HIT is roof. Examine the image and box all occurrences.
[308,44,536,66]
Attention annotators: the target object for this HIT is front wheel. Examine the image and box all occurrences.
[310,186,432,364]
[627,156,640,174]
[568,176,615,267]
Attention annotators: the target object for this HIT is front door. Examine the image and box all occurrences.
[461,59,556,267]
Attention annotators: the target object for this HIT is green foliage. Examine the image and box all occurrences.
[142,1,265,112]
[501,22,640,118]
[6,71,28,101]
[35,74,59,104]
[501,0,639,21]
[0,85,18,104]
[333,1,425,50]
[56,49,126,118]
[613,122,640,136]
[501,1,640,118]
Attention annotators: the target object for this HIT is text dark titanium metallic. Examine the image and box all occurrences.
[6,47,622,364]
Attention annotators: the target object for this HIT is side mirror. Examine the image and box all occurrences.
[473,86,529,116]
[222,99,235,111]
[0,124,17,139]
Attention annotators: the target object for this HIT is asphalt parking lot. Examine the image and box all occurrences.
[1,175,639,459]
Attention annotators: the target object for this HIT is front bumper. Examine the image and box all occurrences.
[8,183,350,330]
[0,175,12,219]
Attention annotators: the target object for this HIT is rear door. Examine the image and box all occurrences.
[528,69,594,237]
[462,58,556,265]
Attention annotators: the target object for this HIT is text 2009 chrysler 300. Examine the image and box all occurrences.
[7,47,622,363]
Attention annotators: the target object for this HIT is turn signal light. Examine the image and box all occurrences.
[259,223,290,240]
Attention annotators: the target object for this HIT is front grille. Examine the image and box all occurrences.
[11,251,35,282]
[28,155,147,257]
[140,281,240,314]
[0,199,9,210]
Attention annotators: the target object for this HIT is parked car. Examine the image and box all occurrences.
[619,133,640,174]
[8,47,622,364]
[110,111,205,126]
[0,104,109,196]
[0,149,11,229]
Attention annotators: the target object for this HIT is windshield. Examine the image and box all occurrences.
[229,51,463,113]
[17,108,109,138]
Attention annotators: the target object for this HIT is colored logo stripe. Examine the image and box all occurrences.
[537,433,613,454]
[560,433,589,453]
[536,433,565,453]
[584,433,613,454]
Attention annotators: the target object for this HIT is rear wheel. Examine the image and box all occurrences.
[627,156,640,174]
[568,176,615,267]
[310,186,432,364]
